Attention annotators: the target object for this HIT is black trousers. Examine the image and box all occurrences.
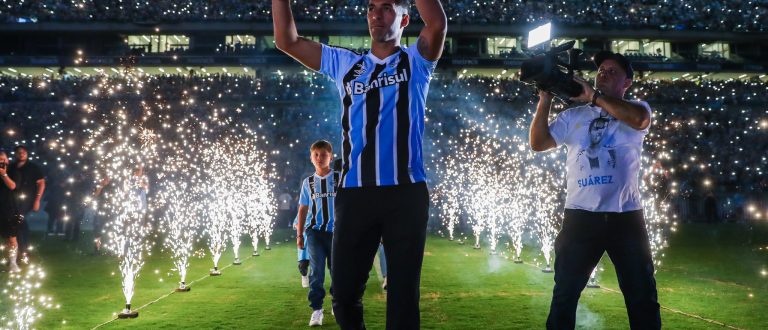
[331,182,429,330]
[547,209,661,330]
[16,204,33,254]
[17,218,30,253]
[66,212,81,241]
[47,212,64,234]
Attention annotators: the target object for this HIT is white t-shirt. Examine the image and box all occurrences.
[548,101,652,212]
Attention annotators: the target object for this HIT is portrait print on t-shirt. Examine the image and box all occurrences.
[575,110,618,173]
[548,101,650,212]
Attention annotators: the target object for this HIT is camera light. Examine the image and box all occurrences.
[527,22,552,49]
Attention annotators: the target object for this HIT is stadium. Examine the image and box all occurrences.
[0,0,766,329]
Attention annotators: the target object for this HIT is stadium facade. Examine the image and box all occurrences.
[1,21,767,80]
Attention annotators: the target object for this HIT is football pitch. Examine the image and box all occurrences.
[3,223,767,329]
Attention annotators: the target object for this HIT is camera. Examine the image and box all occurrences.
[0,162,6,169]
[520,40,584,102]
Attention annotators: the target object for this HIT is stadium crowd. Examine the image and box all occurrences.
[1,0,766,32]
[1,72,766,229]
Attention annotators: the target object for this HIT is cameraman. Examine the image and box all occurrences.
[529,51,660,329]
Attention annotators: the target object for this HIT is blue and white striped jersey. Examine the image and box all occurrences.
[318,40,438,188]
[299,171,340,232]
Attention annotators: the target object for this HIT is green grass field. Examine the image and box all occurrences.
[2,223,767,329]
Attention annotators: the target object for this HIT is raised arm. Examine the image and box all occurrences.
[415,0,447,61]
[571,76,650,130]
[0,167,15,190]
[529,91,558,152]
[272,0,323,71]
[592,94,650,130]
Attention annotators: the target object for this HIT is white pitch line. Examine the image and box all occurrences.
[91,247,746,330]
[91,256,250,330]
[517,259,745,330]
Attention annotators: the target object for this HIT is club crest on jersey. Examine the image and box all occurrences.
[345,69,409,95]
[352,63,366,78]
[389,58,400,68]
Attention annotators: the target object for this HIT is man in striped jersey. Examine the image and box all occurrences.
[297,140,340,326]
[273,0,446,328]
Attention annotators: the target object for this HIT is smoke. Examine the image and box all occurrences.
[487,254,505,273]
[575,303,604,328]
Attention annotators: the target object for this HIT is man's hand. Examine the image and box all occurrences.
[538,89,555,102]
[297,233,305,249]
[33,199,41,212]
[569,76,596,104]
[0,165,7,176]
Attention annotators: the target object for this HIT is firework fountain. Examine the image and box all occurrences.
[428,103,567,269]
[640,148,676,265]
[228,191,246,266]
[200,138,231,276]
[432,163,461,241]
[157,180,201,292]
[248,223,262,257]
[98,141,155,318]
[0,264,57,330]
[78,61,174,317]
[464,131,519,254]
[527,157,562,273]
[153,112,208,291]
[86,99,157,318]
[507,137,529,264]
[232,134,275,264]
[246,168,277,257]
[196,122,275,274]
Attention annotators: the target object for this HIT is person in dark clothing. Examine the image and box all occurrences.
[7,145,46,257]
[45,176,68,236]
[65,172,91,241]
[0,150,21,272]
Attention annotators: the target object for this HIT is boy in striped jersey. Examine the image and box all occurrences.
[296,140,340,326]
[273,0,446,328]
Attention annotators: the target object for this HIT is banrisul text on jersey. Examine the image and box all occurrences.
[318,40,437,188]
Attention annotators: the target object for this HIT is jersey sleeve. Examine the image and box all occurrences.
[404,39,438,80]
[548,109,571,146]
[298,177,311,206]
[319,44,361,82]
